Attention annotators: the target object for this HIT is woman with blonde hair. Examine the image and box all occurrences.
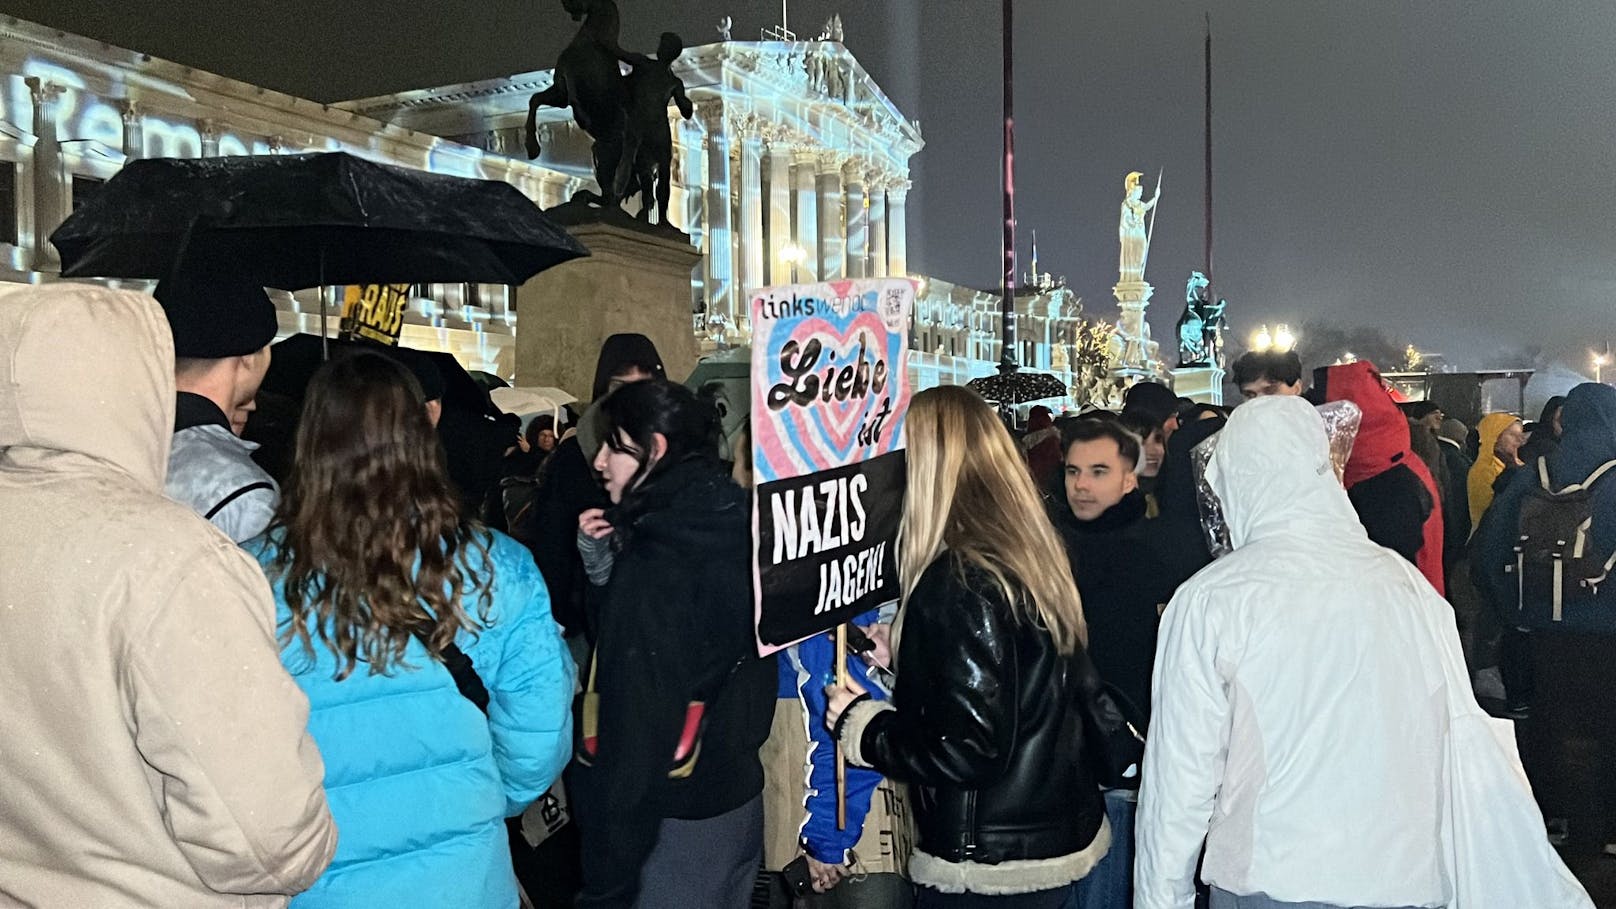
[826,385,1131,908]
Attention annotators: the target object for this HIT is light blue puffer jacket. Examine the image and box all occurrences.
[247,529,575,909]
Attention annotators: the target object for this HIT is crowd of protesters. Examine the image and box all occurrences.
[0,281,1604,909]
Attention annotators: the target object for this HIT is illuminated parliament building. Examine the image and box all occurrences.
[1,14,1095,402]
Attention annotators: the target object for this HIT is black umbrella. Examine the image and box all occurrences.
[49,152,588,289]
[259,333,496,418]
[247,334,514,502]
[965,370,1070,405]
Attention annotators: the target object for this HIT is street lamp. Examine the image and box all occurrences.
[1251,324,1273,352]
[1593,350,1609,383]
[1273,324,1297,353]
[780,242,806,284]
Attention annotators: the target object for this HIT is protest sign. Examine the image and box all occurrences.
[339,283,410,345]
[750,278,913,655]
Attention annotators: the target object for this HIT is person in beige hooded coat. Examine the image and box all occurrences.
[0,283,338,907]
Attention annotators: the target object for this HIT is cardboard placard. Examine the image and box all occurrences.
[339,283,410,345]
[750,279,913,654]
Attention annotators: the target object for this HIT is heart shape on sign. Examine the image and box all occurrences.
[780,312,890,458]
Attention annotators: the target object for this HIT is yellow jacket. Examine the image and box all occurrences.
[1468,413,1520,527]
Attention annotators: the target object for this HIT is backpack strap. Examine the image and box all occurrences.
[1557,458,1616,494]
[204,481,275,519]
[409,628,490,715]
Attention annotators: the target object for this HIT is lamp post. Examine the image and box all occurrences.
[1594,350,1609,383]
[1251,325,1273,352]
[1273,324,1296,353]
[996,0,1019,376]
[780,242,806,284]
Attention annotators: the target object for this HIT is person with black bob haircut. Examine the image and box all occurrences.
[1231,349,1305,400]
[571,378,777,909]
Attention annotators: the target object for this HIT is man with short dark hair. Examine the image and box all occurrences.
[1049,419,1176,909]
[156,271,280,542]
[1231,349,1305,400]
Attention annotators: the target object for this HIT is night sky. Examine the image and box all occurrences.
[15,1,1616,371]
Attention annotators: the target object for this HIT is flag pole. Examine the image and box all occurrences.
[997,0,1019,376]
[834,623,848,830]
[1204,13,1214,299]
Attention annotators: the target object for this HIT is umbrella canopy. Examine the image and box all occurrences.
[965,370,1070,405]
[490,386,577,422]
[686,346,752,443]
[468,370,511,392]
[50,152,588,289]
[260,333,497,418]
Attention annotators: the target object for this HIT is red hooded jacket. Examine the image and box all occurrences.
[1316,361,1446,594]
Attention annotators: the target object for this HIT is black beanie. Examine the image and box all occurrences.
[154,272,279,359]
[1121,381,1179,427]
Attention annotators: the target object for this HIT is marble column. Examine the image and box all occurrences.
[701,111,735,326]
[119,100,144,161]
[25,78,62,273]
[886,182,910,278]
[737,133,765,298]
[791,149,819,283]
[843,162,868,279]
[766,142,792,285]
[678,119,705,245]
[815,155,845,280]
[868,180,889,278]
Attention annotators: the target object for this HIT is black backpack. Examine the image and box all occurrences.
[1504,457,1616,631]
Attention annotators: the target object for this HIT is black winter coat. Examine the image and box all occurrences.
[1346,462,1433,567]
[847,553,1109,869]
[1438,440,1473,567]
[570,457,776,909]
[1154,415,1227,590]
[510,435,606,639]
[1049,490,1173,725]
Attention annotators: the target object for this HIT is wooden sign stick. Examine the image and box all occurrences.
[835,622,848,831]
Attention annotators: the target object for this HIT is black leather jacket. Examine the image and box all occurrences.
[848,552,1111,865]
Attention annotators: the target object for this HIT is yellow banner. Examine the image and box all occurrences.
[339,284,410,346]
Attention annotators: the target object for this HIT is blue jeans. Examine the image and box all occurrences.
[1065,789,1135,909]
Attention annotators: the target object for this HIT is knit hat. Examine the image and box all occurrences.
[1121,381,1179,427]
[153,271,278,359]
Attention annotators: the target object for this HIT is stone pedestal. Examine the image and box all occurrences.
[1171,365,1226,405]
[1110,279,1164,380]
[515,219,702,402]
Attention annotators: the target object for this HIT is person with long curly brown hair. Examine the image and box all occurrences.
[246,351,575,909]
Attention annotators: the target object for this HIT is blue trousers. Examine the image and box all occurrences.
[1065,788,1135,909]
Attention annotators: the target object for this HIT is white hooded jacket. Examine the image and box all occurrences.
[1135,396,1592,909]
[0,284,337,907]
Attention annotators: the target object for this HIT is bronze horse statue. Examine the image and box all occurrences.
[524,0,646,208]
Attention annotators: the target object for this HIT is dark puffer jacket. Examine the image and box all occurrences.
[836,553,1115,895]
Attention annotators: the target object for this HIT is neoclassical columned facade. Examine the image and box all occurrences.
[341,39,924,343]
[0,15,922,373]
